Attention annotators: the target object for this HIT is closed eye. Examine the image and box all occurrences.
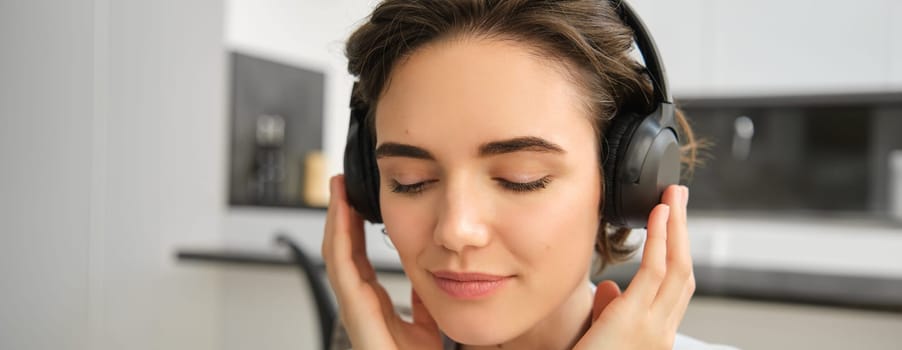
[388,176,553,195]
[389,179,436,195]
[495,176,552,193]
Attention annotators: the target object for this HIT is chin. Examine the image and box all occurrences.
[432,303,523,346]
[440,322,515,346]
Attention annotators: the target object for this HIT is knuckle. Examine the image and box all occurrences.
[645,264,666,282]
[687,273,697,293]
[670,262,692,280]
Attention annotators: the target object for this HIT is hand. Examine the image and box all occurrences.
[574,185,695,350]
[321,175,443,350]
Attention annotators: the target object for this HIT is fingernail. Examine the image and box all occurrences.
[661,203,671,215]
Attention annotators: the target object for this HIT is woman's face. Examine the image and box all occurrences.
[374,37,601,344]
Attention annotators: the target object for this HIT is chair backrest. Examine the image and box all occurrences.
[275,234,336,350]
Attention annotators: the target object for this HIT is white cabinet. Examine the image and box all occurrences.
[630,0,712,95]
[890,0,902,87]
[634,0,897,96]
[709,0,892,94]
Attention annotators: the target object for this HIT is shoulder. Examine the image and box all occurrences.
[674,333,741,350]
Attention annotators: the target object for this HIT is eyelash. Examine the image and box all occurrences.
[498,176,552,192]
[389,176,552,195]
[390,180,433,195]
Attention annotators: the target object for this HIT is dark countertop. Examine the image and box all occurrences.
[176,247,400,274]
[176,247,902,313]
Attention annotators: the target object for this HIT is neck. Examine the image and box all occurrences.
[461,281,594,350]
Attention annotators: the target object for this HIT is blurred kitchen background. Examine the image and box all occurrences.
[2,0,901,349]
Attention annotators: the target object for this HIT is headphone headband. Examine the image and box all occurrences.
[614,0,671,104]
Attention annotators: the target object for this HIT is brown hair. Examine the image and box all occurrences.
[346,0,700,275]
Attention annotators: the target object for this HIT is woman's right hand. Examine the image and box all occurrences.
[322,175,444,350]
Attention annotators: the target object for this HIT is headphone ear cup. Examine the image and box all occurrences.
[601,112,642,227]
[343,106,383,223]
[602,103,681,229]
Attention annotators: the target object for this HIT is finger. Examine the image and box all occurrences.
[347,213,376,283]
[323,175,352,284]
[321,175,337,257]
[411,289,438,330]
[322,175,342,283]
[336,175,368,257]
[592,280,622,322]
[666,269,696,330]
[652,186,694,317]
[621,203,670,306]
[324,175,381,326]
[328,175,376,286]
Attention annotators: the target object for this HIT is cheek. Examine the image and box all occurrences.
[380,196,434,262]
[499,175,600,271]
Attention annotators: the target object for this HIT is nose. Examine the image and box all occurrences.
[433,177,491,254]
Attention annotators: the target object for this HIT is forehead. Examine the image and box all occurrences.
[374,37,594,154]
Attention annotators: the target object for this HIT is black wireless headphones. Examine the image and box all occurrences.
[343,0,681,229]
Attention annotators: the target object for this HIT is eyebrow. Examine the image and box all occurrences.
[375,143,434,160]
[478,136,565,156]
[374,136,565,160]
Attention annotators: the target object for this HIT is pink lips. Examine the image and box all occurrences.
[431,271,512,299]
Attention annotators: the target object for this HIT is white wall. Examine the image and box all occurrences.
[1,1,95,348]
[99,1,226,349]
[1,0,227,349]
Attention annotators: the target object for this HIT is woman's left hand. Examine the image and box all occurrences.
[573,185,695,350]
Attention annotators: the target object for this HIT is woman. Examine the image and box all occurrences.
[323,0,737,349]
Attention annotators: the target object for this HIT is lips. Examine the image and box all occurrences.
[431,270,512,299]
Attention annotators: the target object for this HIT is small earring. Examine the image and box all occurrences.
[381,227,388,235]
